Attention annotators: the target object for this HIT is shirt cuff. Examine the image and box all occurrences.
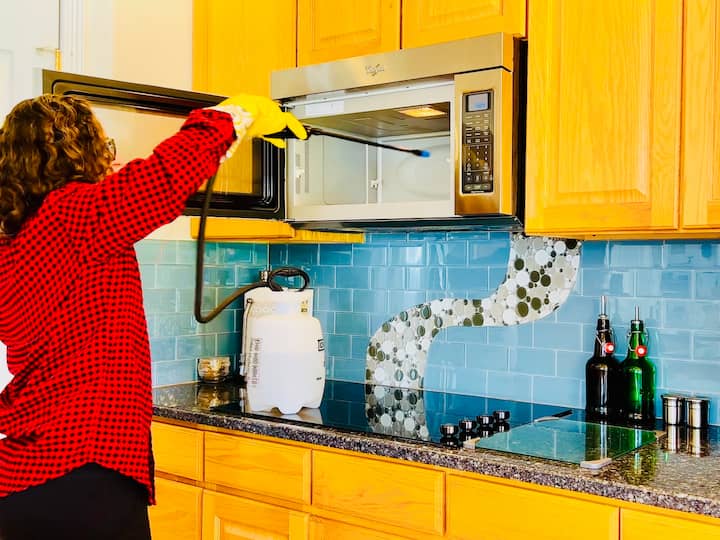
[206,104,254,161]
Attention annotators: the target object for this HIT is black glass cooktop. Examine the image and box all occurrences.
[211,379,583,447]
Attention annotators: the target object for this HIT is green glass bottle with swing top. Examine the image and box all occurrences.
[619,306,656,428]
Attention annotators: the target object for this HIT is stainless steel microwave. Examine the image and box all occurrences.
[42,33,525,230]
[271,33,527,231]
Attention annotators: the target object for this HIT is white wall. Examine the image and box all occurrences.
[0,0,60,120]
[81,0,193,90]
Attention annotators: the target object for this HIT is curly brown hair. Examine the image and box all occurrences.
[0,94,114,236]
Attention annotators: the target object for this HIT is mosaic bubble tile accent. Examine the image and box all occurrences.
[366,234,582,389]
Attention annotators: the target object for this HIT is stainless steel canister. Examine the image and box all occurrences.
[684,396,710,429]
[661,394,685,426]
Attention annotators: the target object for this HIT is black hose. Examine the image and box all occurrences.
[193,172,310,324]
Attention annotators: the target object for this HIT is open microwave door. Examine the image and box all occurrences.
[42,70,285,219]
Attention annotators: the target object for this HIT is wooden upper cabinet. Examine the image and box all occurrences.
[682,0,720,229]
[402,0,526,48]
[525,0,683,237]
[297,0,400,65]
[193,0,296,95]
[192,0,296,200]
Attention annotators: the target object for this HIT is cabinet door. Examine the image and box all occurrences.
[149,478,202,540]
[205,432,311,504]
[682,0,720,229]
[621,508,720,539]
[402,0,526,48]
[202,490,309,540]
[525,1,683,236]
[297,0,400,65]
[309,517,422,539]
[447,475,619,540]
[151,421,203,481]
[193,0,296,198]
[312,451,444,536]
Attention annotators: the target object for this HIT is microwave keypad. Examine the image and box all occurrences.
[461,90,494,194]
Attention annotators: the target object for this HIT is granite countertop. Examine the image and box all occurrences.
[153,382,720,520]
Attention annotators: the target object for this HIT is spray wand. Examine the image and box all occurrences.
[266,125,432,158]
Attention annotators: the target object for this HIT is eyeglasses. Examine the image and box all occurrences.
[106,138,116,160]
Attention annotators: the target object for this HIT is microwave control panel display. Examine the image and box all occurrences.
[461,90,494,194]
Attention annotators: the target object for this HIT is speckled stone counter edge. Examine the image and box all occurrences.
[153,405,720,520]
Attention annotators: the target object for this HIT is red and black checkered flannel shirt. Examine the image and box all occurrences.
[0,108,235,502]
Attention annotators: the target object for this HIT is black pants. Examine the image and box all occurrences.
[0,463,151,540]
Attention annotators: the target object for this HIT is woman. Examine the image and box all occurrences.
[0,93,305,539]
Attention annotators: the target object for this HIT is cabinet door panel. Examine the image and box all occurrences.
[205,432,311,504]
[193,0,296,95]
[447,475,618,540]
[151,422,203,480]
[402,0,526,48]
[682,0,720,228]
[621,508,720,539]
[149,478,202,540]
[312,451,444,535]
[202,490,309,540]
[193,0,296,197]
[297,0,400,65]
[525,0,682,235]
[309,517,419,539]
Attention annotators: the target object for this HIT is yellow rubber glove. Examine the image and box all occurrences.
[217,94,307,149]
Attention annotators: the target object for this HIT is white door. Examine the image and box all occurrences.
[0,0,60,122]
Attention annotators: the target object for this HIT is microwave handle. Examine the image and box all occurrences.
[265,126,431,158]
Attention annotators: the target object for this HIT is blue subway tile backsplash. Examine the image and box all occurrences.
[137,239,267,387]
[141,233,720,425]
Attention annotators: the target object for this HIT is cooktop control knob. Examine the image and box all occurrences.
[440,423,461,447]
[458,418,477,434]
[476,414,494,427]
[493,410,511,422]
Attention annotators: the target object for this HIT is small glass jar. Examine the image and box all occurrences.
[197,356,232,383]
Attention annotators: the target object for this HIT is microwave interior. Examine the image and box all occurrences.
[286,83,455,221]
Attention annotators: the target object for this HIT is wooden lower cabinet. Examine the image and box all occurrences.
[204,432,311,505]
[312,450,445,536]
[151,421,204,481]
[446,474,619,540]
[202,490,309,540]
[149,477,202,540]
[621,508,720,539]
[150,420,720,540]
[309,516,421,539]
